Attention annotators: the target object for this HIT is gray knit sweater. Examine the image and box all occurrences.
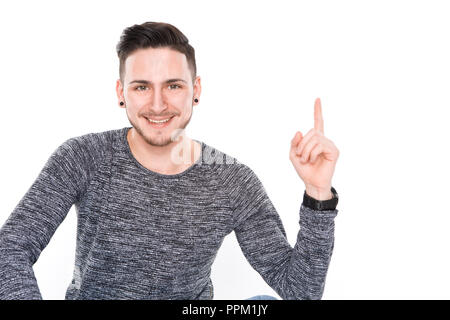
[0,127,338,300]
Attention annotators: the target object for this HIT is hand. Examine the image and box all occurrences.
[289,98,340,200]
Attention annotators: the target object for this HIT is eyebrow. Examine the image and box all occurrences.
[128,78,187,85]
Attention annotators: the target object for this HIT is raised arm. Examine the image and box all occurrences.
[230,164,338,300]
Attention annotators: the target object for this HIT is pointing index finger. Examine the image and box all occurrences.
[314,97,324,134]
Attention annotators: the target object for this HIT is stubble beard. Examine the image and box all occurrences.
[127,106,193,147]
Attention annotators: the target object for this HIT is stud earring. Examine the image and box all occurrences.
[194,98,198,103]
[120,101,124,106]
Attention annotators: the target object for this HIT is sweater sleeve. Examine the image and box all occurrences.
[0,137,92,299]
[228,164,338,300]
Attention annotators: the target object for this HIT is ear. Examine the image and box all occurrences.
[116,79,125,108]
[193,76,201,105]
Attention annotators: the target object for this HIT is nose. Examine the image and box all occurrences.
[148,86,168,114]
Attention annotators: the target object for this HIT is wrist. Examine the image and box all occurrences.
[303,186,339,211]
[305,186,333,201]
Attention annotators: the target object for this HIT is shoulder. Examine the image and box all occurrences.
[47,128,119,174]
[199,142,240,166]
[56,128,116,158]
[198,141,260,187]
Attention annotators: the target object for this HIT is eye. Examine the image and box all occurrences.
[169,84,181,90]
[135,85,148,91]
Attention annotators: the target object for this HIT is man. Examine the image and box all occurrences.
[0,21,340,300]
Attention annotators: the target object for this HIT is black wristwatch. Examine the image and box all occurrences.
[303,186,339,211]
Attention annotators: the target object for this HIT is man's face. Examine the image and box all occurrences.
[117,47,201,147]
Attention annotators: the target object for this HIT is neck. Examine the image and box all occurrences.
[127,128,201,175]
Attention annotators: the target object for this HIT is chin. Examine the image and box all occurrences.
[144,133,174,147]
[131,121,171,147]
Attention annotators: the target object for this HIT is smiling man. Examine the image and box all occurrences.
[120,45,203,174]
[0,21,340,300]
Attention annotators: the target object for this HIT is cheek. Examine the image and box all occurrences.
[169,92,189,104]
[125,106,139,120]
[124,90,144,105]
[169,93,192,112]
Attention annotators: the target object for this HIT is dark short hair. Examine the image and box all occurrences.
[116,21,197,85]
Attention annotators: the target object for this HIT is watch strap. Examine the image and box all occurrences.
[303,186,338,211]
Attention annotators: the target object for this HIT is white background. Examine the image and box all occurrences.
[1,0,449,300]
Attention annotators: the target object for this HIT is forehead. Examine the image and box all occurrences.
[124,47,190,82]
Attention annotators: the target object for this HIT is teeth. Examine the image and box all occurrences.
[147,117,171,123]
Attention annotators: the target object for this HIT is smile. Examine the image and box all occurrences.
[145,116,174,128]
[147,118,171,123]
